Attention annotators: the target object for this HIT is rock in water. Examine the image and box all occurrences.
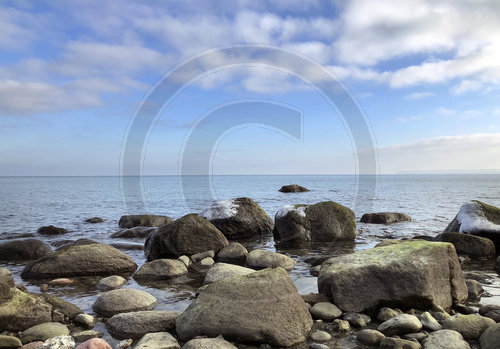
[135,332,180,349]
[118,214,172,228]
[273,201,356,244]
[444,200,500,251]
[216,242,248,264]
[92,289,158,317]
[21,240,137,279]
[96,275,127,290]
[182,336,237,349]
[422,330,471,349]
[360,212,412,224]
[111,226,156,239]
[176,268,313,347]
[434,232,496,257]
[37,225,69,235]
[134,259,188,280]
[0,239,52,260]
[85,217,104,223]
[105,310,179,339]
[145,214,228,260]
[200,197,273,239]
[318,240,467,313]
[246,249,296,271]
[279,184,310,193]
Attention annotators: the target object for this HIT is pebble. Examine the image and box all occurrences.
[420,311,442,331]
[357,329,385,346]
[71,330,103,342]
[310,331,331,342]
[310,302,342,320]
[332,319,351,332]
[48,278,76,286]
[199,257,215,266]
[75,314,97,329]
[96,275,126,291]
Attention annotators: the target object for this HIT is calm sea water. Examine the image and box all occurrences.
[1,174,499,345]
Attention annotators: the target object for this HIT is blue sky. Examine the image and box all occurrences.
[1,0,500,175]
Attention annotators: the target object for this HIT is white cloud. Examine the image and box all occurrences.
[404,91,435,100]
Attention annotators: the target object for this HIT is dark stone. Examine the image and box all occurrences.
[37,225,69,235]
[279,184,310,193]
[0,239,52,260]
[360,212,412,224]
[118,215,172,229]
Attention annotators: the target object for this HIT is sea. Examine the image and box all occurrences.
[1,174,499,346]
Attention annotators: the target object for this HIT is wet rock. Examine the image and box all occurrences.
[181,336,237,349]
[135,332,180,349]
[85,217,104,224]
[75,338,112,349]
[21,240,137,279]
[216,242,248,265]
[246,249,296,271]
[444,200,500,251]
[332,319,350,332]
[310,331,330,342]
[203,263,254,285]
[422,329,470,349]
[48,278,76,286]
[0,239,52,260]
[420,311,442,331]
[310,302,342,320]
[360,212,412,224]
[118,339,132,348]
[20,322,69,344]
[0,335,22,348]
[465,279,484,302]
[274,201,356,244]
[379,337,421,349]
[454,303,477,314]
[109,243,144,251]
[434,232,496,258]
[145,214,228,260]
[37,225,69,235]
[442,313,495,339]
[378,314,423,336]
[75,314,97,329]
[480,323,500,349]
[200,197,273,239]
[37,335,75,349]
[479,304,500,322]
[378,307,402,322]
[39,293,83,320]
[105,310,179,339]
[176,268,313,347]
[92,289,158,317]
[301,293,330,306]
[318,241,467,313]
[134,259,187,281]
[279,184,310,193]
[72,330,103,342]
[342,312,371,327]
[178,255,191,267]
[111,227,156,239]
[199,257,214,267]
[357,329,385,346]
[191,250,215,261]
[96,275,127,290]
[118,215,172,229]
[309,344,329,349]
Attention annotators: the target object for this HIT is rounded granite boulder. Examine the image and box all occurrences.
[92,289,158,318]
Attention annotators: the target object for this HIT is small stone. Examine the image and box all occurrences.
[178,255,191,267]
[420,311,442,331]
[75,314,97,329]
[40,284,49,292]
[96,275,127,290]
[75,338,112,349]
[310,265,321,276]
[403,332,429,341]
[332,319,350,332]
[216,242,248,264]
[134,259,188,280]
[20,323,70,344]
[72,330,103,342]
[301,293,329,305]
[191,250,215,261]
[465,279,484,302]
[48,278,76,286]
[37,335,75,349]
[181,336,237,348]
[378,307,401,322]
[379,337,421,349]
[246,249,296,271]
[85,217,104,224]
[0,335,22,348]
[310,302,342,320]
[20,342,44,349]
[119,339,133,348]
[310,331,331,342]
[200,257,215,266]
[203,263,254,285]
[309,344,329,349]
[134,332,180,349]
[378,314,423,336]
[343,312,371,327]
[357,329,385,346]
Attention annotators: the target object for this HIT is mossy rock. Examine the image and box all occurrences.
[0,289,52,332]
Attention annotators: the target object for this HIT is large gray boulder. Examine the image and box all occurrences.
[21,240,137,279]
[444,200,500,251]
[318,241,468,313]
[134,259,188,281]
[0,239,52,260]
[176,268,313,347]
[200,198,273,239]
[273,201,356,244]
[480,323,500,349]
[145,214,228,260]
[360,212,412,224]
[434,232,496,257]
[105,310,179,339]
[92,289,158,317]
[422,330,470,349]
[118,214,172,228]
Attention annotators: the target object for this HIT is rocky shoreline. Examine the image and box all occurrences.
[1,195,500,348]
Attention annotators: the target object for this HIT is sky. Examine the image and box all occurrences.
[1,0,500,175]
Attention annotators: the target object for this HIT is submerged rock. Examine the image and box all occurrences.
[92,289,158,317]
[360,212,412,224]
[0,239,52,260]
[37,225,69,235]
[111,226,156,239]
[273,201,356,244]
[279,184,310,193]
[246,249,296,271]
[105,310,179,339]
[215,242,248,264]
[118,214,172,229]
[444,200,500,251]
[21,240,137,279]
[176,268,313,347]
[318,240,467,313]
[145,214,228,260]
[85,217,104,224]
[434,232,496,257]
[134,259,188,280]
[200,197,273,239]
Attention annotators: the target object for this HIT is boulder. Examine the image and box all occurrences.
[105,310,179,339]
[96,275,127,290]
[21,240,137,279]
[215,242,248,264]
[92,289,158,317]
[200,198,273,239]
[434,232,496,258]
[135,332,180,349]
[480,323,500,349]
[442,313,495,339]
[37,225,68,235]
[111,226,156,239]
[420,311,442,331]
[378,314,422,336]
[20,322,69,344]
[465,279,484,301]
[85,217,104,224]
[75,338,112,349]
[118,214,172,229]
[318,241,467,313]
[357,329,385,346]
[38,293,83,320]
[360,212,412,224]
[134,259,188,281]
[279,184,310,193]
[0,267,15,302]
[0,239,52,260]
[422,330,470,349]
[479,304,500,322]
[203,263,254,285]
[379,337,421,349]
[176,268,313,347]
[145,214,228,260]
[273,201,356,244]
[246,249,296,271]
[181,336,237,349]
[444,200,500,251]
[0,335,22,348]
